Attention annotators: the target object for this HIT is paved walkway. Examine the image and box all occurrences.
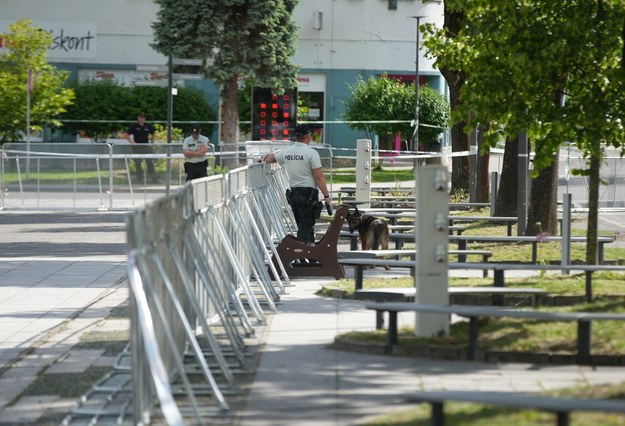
[0,211,128,425]
[236,278,625,426]
[0,209,624,425]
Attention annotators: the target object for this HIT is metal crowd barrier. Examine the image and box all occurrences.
[0,143,215,210]
[60,162,292,425]
[122,163,289,424]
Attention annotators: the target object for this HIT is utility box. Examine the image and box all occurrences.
[414,164,450,336]
[355,139,372,209]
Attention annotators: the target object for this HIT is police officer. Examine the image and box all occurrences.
[262,124,331,243]
[126,112,158,183]
[182,124,210,181]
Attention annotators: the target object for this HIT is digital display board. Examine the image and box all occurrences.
[252,87,297,141]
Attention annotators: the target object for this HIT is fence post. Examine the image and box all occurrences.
[355,139,372,209]
[490,171,498,216]
[561,193,572,273]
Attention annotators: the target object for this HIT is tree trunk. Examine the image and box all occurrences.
[440,6,469,195]
[526,152,559,236]
[494,136,518,216]
[220,75,240,170]
[586,153,600,264]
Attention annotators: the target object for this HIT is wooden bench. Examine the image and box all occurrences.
[354,286,547,328]
[271,204,349,279]
[364,302,625,364]
[338,250,493,289]
[338,259,625,301]
[452,262,625,302]
[339,248,491,270]
[448,235,614,264]
[403,390,625,426]
[448,215,518,236]
[341,229,464,250]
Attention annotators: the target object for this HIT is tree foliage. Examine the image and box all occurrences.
[60,80,216,142]
[151,0,300,164]
[343,75,449,147]
[0,20,74,144]
[422,0,625,262]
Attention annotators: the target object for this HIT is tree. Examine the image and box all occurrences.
[343,75,449,150]
[60,81,216,142]
[423,0,625,264]
[431,6,471,194]
[151,0,299,167]
[0,20,74,144]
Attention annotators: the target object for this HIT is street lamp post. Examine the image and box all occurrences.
[411,15,424,153]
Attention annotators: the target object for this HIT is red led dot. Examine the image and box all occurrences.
[260,103,267,109]
[283,103,289,109]
[283,129,289,135]
[260,129,266,135]
[272,103,278,109]
[284,112,290,118]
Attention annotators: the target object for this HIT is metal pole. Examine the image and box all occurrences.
[26,68,31,177]
[490,171,498,216]
[411,16,424,153]
[166,54,173,196]
[469,128,478,202]
[561,193,572,273]
[517,130,528,235]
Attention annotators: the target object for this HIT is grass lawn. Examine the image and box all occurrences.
[329,167,414,184]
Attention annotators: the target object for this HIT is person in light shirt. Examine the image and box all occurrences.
[262,124,331,243]
[182,124,210,181]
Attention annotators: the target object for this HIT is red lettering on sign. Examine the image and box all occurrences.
[95,71,115,80]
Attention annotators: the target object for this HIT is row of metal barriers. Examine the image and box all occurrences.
[61,163,296,425]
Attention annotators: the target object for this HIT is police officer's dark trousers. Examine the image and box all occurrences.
[289,187,318,243]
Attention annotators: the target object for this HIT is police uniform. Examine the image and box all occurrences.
[275,142,323,243]
[182,133,210,181]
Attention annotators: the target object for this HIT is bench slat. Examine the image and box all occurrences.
[404,390,625,414]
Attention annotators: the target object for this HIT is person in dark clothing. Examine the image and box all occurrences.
[126,112,158,183]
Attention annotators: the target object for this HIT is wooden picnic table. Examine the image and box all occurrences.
[337,259,625,302]
[448,235,614,264]
[448,216,517,236]
[365,302,625,364]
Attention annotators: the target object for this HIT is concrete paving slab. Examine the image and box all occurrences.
[0,395,60,423]
[46,349,105,374]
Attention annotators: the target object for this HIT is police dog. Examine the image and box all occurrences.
[346,207,391,270]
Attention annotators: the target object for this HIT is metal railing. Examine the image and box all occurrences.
[123,163,289,424]
[2,143,624,211]
[0,142,214,210]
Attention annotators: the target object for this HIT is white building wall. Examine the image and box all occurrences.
[294,0,443,73]
[1,0,164,65]
[1,0,443,73]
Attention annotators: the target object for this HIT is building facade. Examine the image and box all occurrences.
[1,0,444,149]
